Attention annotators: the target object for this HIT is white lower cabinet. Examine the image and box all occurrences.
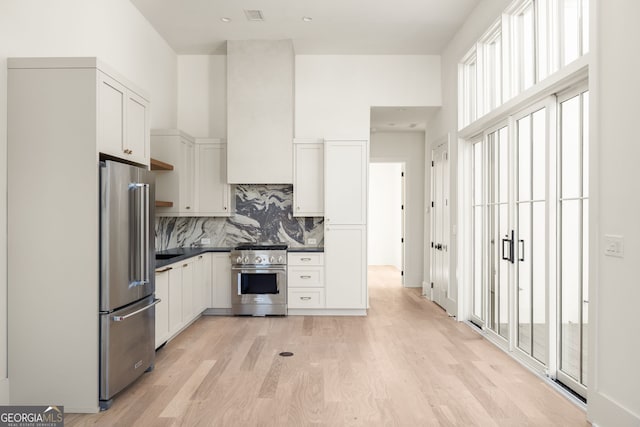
[211,253,232,309]
[155,253,215,348]
[324,226,367,309]
[287,253,325,309]
[154,267,170,348]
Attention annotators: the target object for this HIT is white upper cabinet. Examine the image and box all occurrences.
[293,140,324,217]
[97,71,150,166]
[152,130,196,216]
[195,139,233,216]
[324,140,368,225]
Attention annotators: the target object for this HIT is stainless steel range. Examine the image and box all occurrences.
[231,243,288,316]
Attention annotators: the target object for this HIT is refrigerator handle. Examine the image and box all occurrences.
[112,298,160,322]
[129,183,150,287]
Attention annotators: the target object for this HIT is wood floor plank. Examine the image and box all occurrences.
[65,266,589,426]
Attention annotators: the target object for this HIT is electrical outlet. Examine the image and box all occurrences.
[307,238,317,245]
[201,238,211,245]
[604,235,623,258]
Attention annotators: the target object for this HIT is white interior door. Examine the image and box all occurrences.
[430,144,449,309]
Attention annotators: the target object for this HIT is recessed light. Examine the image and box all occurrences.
[220,17,231,23]
[302,16,313,22]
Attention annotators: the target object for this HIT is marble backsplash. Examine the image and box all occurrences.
[155,184,324,250]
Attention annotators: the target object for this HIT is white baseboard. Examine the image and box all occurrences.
[588,391,640,427]
[0,378,9,404]
[203,308,232,316]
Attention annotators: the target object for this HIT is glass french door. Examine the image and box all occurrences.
[470,87,589,398]
[557,87,589,397]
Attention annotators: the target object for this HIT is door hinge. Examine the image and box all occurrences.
[430,282,434,289]
[401,171,405,177]
[401,271,404,276]
[431,201,434,208]
[401,204,404,210]
[431,160,434,167]
[431,242,434,248]
[401,237,404,243]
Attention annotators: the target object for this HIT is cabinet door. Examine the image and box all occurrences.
[126,91,149,165]
[168,266,183,334]
[181,261,194,322]
[197,142,231,216]
[325,225,366,309]
[325,140,367,225]
[179,139,195,213]
[155,269,170,348]
[97,73,125,158]
[194,253,212,312]
[293,143,324,216]
[211,253,232,309]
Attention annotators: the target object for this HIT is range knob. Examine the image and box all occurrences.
[270,256,275,263]
[277,256,284,263]
[254,256,262,264]
[243,256,249,263]
[236,256,243,263]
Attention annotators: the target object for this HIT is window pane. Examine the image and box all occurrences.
[474,143,484,204]
[532,201,547,363]
[582,92,589,197]
[523,5,535,89]
[561,95,581,198]
[582,0,589,54]
[499,203,510,339]
[518,115,532,201]
[561,199,581,381]
[532,108,546,200]
[499,127,509,203]
[537,0,549,80]
[518,203,532,354]
[581,199,589,385]
[474,208,484,319]
[562,0,580,65]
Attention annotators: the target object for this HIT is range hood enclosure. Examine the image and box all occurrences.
[227,40,294,184]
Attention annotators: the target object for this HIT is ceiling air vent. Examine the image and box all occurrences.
[244,9,265,21]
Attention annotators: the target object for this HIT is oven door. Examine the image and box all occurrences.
[231,267,287,315]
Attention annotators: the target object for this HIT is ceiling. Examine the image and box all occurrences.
[130,0,480,55]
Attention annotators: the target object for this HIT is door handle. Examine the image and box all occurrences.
[519,239,525,262]
[502,231,515,263]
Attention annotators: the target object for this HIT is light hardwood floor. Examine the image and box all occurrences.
[67,266,589,426]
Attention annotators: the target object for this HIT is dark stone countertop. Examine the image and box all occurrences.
[155,247,232,270]
[155,246,324,270]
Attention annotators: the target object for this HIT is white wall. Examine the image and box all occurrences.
[370,132,426,288]
[425,0,511,314]
[0,0,177,404]
[296,55,441,139]
[368,163,403,270]
[589,0,640,424]
[177,55,227,138]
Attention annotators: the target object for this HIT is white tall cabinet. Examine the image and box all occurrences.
[324,140,368,312]
[152,130,196,215]
[7,57,150,412]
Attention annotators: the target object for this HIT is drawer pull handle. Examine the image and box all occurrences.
[300,275,312,279]
[300,296,312,300]
[301,257,312,261]
[157,267,173,273]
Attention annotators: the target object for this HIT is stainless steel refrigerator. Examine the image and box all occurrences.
[99,160,157,410]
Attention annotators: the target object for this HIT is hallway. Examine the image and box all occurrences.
[67,266,588,426]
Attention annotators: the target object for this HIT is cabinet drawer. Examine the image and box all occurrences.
[288,288,325,309]
[288,267,323,287]
[288,253,324,266]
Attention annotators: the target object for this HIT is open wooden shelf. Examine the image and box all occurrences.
[155,201,173,208]
[150,158,174,171]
